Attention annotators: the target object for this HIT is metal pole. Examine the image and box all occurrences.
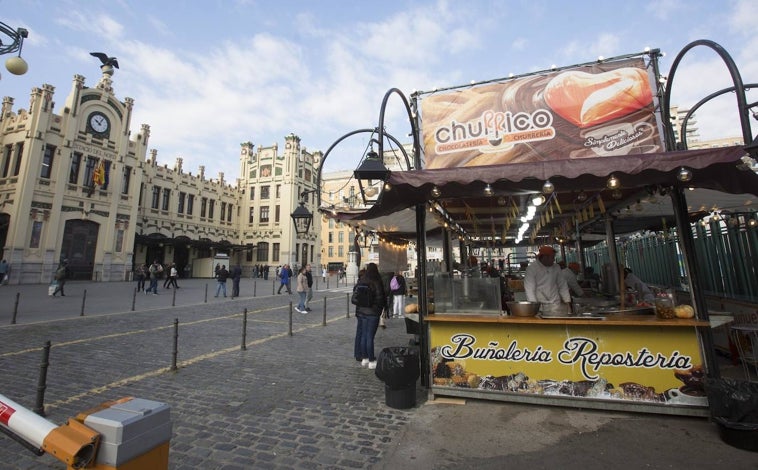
[288,302,293,336]
[346,293,350,318]
[11,292,20,324]
[80,289,87,316]
[33,341,51,416]
[241,308,247,351]
[322,297,327,326]
[172,285,177,306]
[273,279,276,296]
[131,287,136,311]
[253,280,257,297]
[204,284,208,303]
[171,318,179,371]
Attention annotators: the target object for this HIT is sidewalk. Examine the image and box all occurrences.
[0,279,755,469]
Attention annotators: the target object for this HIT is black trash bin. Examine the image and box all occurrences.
[375,347,420,409]
[704,377,758,452]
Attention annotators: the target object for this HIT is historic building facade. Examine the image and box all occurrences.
[0,64,320,284]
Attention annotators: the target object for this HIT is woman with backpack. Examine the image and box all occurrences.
[389,272,407,318]
[353,263,386,369]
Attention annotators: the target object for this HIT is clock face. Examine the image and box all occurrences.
[89,112,110,134]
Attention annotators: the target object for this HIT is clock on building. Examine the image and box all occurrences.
[87,111,110,136]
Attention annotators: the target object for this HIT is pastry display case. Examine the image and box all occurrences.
[429,273,501,315]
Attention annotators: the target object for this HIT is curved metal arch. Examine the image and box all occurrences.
[679,83,758,149]
[377,87,421,169]
[661,39,753,151]
[315,128,410,208]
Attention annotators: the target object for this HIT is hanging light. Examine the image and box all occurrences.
[483,184,493,196]
[531,194,545,206]
[354,149,390,205]
[542,180,554,194]
[430,186,441,198]
[677,167,693,182]
[607,174,620,189]
[748,218,758,228]
[383,182,392,191]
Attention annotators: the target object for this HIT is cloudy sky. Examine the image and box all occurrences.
[2,0,756,181]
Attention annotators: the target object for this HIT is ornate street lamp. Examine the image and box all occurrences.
[354,147,390,205]
[291,196,313,235]
[0,21,29,76]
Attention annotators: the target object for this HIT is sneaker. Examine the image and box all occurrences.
[361,359,369,367]
[368,361,377,370]
[305,307,312,311]
[300,309,308,315]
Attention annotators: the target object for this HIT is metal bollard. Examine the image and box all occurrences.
[33,341,51,416]
[11,292,20,324]
[346,293,350,318]
[288,302,293,336]
[272,279,276,296]
[241,308,248,350]
[204,283,208,303]
[132,287,137,311]
[172,287,177,306]
[253,280,257,297]
[80,289,87,316]
[171,318,179,371]
[322,297,327,326]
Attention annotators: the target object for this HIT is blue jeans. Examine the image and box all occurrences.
[148,277,158,294]
[356,313,380,361]
[215,281,227,297]
[354,316,363,361]
[297,291,307,311]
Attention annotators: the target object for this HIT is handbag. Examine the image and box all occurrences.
[48,281,58,296]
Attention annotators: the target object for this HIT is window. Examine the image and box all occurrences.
[121,165,131,195]
[83,156,97,188]
[275,184,281,198]
[257,242,269,262]
[328,218,335,229]
[328,246,333,257]
[201,197,207,218]
[41,145,55,179]
[248,207,255,223]
[272,243,280,262]
[30,221,42,248]
[162,188,171,211]
[338,246,344,257]
[1,145,11,178]
[227,204,233,222]
[12,142,23,176]
[328,232,333,243]
[178,192,186,214]
[115,229,124,252]
[69,152,82,184]
[260,206,269,223]
[250,186,255,200]
[274,205,280,223]
[151,186,160,209]
[261,185,270,200]
[338,232,344,243]
[187,194,194,215]
[208,200,215,219]
[220,202,226,221]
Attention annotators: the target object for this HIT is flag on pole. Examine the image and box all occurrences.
[93,159,105,186]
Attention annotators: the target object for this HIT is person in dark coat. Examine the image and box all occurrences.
[215,265,230,297]
[231,264,242,298]
[355,263,386,370]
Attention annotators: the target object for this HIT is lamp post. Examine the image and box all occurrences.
[0,21,29,76]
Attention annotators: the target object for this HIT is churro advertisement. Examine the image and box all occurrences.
[420,58,664,169]
[430,323,708,407]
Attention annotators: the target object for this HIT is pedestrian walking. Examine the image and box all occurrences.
[322,266,327,282]
[277,264,292,294]
[51,260,68,296]
[295,266,308,314]
[146,259,163,295]
[215,265,229,297]
[135,263,147,292]
[231,264,242,298]
[389,272,407,318]
[305,263,314,311]
[0,259,8,285]
[353,268,367,364]
[353,263,386,369]
[164,263,180,289]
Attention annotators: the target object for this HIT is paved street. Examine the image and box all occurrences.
[0,279,756,469]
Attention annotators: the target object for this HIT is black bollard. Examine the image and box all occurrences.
[241,308,248,350]
[346,293,350,318]
[204,284,208,303]
[80,289,87,316]
[11,292,20,324]
[253,280,257,297]
[322,297,327,326]
[288,302,293,336]
[171,318,179,371]
[172,286,177,306]
[132,287,137,311]
[272,279,276,296]
[33,341,51,416]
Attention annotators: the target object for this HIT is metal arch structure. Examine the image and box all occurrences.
[660,39,755,152]
[314,128,411,209]
[0,21,28,56]
[376,87,422,170]
[678,83,758,150]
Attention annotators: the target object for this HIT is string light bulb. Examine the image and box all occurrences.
[542,180,554,194]
[484,184,493,196]
[607,174,620,189]
[431,186,441,198]
[677,167,693,182]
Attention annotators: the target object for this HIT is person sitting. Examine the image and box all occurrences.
[622,267,655,303]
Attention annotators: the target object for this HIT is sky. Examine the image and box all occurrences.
[2,0,756,183]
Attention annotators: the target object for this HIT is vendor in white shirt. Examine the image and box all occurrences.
[559,261,585,298]
[524,245,571,315]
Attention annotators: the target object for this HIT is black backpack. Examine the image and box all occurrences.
[351,281,374,308]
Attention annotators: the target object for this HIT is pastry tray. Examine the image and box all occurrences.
[538,313,606,320]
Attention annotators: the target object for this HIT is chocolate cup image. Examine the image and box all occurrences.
[664,387,708,405]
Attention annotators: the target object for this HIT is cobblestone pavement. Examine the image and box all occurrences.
[0,279,756,469]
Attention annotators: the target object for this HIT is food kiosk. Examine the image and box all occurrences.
[332,45,758,416]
